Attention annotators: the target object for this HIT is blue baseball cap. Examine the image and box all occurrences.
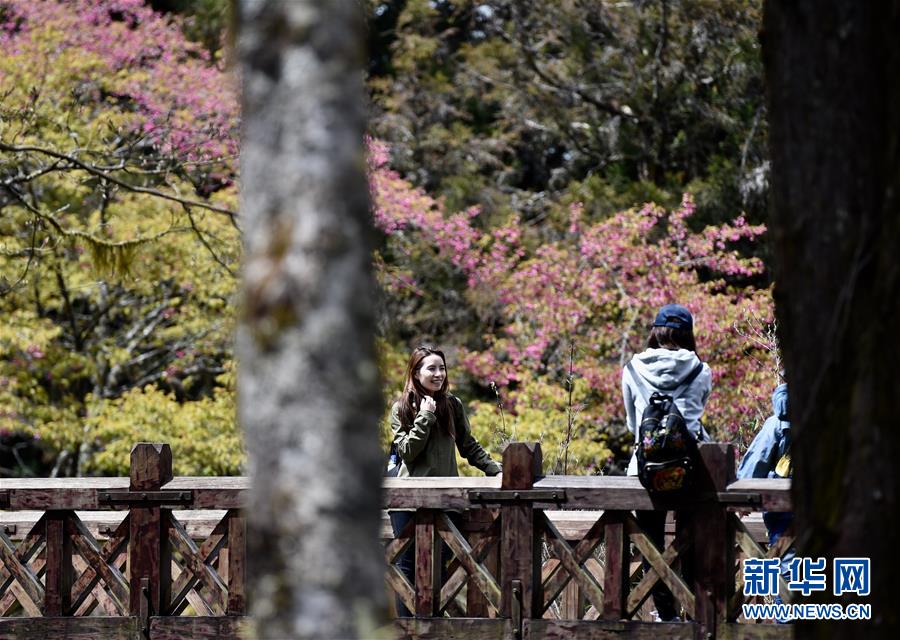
[653,304,693,330]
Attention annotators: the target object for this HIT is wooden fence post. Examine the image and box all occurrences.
[44,510,73,615]
[128,443,173,621]
[226,510,246,615]
[414,509,439,617]
[464,508,499,618]
[689,443,735,639]
[601,511,628,620]
[499,442,542,624]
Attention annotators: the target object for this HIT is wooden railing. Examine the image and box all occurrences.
[0,443,247,640]
[0,441,792,639]
[383,442,794,640]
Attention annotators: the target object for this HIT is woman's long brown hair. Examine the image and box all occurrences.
[397,346,456,439]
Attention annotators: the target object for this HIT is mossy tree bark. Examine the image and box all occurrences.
[763,2,900,636]
[236,1,387,637]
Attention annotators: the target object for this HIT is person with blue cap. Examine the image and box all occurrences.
[622,303,712,621]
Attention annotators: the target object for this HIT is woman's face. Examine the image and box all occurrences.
[416,353,446,394]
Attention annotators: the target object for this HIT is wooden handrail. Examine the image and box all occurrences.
[0,441,793,640]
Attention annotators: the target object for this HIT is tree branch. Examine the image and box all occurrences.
[0,141,238,221]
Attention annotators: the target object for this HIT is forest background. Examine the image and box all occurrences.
[0,0,776,478]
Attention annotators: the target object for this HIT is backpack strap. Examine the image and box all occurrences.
[675,362,705,397]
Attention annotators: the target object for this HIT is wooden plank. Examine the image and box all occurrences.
[0,482,244,511]
[560,578,582,620]
[1,579,43,617]
[75,546,128,617]
[394,617,513,640]
[71,515,129,616]
[218,547,229,583]
[385,563,415,616]
[385,515,415,564]
[718,622,795,640]
[464,509,499,618]
[414,510,439,617]
[0,479,126,511]
[0,513,45,616]
[626,533,690,616]
[149,615,248,640]
[176,490,245,510]
[43,511,73,616]
[436,512,502,613]
[384,490,497,510]
[0,527,44,613]
[0,511,235,543]
[0,554,45,617]
[441,516,500,614]
[499,443,541,620]
[524,618,696,639]
[691,443,735,639]
[162,477,250,490]
[533,476,659,511]
[67,513,128,613]
[169,514,227,615]
[541,513,605,612]
[167,513,227,614]
[186,588,215,616]
[0,478,130,490]
[92,583,125,617]
[626,518,695,619]
[501,504,538,618]
[541,516,604,615]
[226,510,245,615]
[731,518,792,611]
[0,616,140,640]
[167,560,214,616]
[128,444,172,617]
[501,442,543,490]
[725,479,792,511]
[601,512,627,620]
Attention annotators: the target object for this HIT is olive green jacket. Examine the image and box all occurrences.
[391,395,501,477]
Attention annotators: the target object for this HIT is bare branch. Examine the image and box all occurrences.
[0,141,238,220]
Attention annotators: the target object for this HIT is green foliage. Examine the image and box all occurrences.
[465,373,612,477]
[0,0,239,476]
[84,381,241,476]
[368,0,768,227]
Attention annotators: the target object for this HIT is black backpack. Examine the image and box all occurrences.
[627,362,704,493]
[384,442,401,478]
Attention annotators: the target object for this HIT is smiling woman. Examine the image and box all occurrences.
[387,344,501,616]
[391,345,500,478]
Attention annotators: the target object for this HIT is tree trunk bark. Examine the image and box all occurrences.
[236,1,387,637]
[763,2,900,636]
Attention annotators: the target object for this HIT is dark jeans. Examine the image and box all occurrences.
[763,511,794,623]
[389,510,461,617]
[636,510,691,621]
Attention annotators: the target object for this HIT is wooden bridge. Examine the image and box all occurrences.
[382,441,793,640]
[0,442,792,639]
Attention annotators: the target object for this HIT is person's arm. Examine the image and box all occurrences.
[391,402,435,463]
[622,371,637,440]
[453,398,502,476]
[736,418,778,480]
[700,364,712,407]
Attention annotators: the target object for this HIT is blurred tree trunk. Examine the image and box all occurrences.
[763,2,899,636]
[236,1,388,637]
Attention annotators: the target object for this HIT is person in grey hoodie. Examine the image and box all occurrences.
[622,303,712,621]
